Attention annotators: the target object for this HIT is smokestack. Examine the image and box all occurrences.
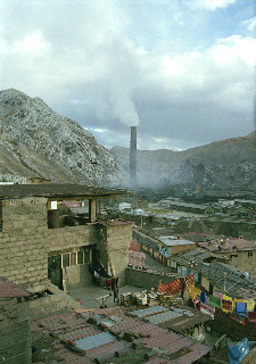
[130,126,137,188]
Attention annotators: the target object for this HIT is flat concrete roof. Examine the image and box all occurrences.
[159,237,195,246]
[0,183,130,200]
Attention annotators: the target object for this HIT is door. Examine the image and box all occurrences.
[48,255,63,290]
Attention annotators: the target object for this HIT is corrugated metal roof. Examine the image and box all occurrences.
[129,305,168,318]
[75,332,115,351]
[0,277,30,298]
[33,306,211,364]
[147,311,181,325]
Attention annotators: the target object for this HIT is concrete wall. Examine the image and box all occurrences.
[64,263,92,292]
[125,267,179,289]
[0,298,32,364]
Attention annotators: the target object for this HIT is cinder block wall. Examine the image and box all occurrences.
[0,298,32,364]
[0,198,49,292]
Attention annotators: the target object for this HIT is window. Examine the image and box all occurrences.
[82,247,91,263]
[63,254,69,267]
[78,251,83,264]
[248,252,253,257]
[71,253,76,265]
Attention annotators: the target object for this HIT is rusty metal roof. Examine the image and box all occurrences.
[0,277,30,298]
[0,183,129,200]
[32,307,211,364]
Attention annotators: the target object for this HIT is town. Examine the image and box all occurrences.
[0,177,255,363]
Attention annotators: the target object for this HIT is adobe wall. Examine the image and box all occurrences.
[217,250,256,275]
[0,197,132,294]
[19,284,80,321]
[0,197,49,292]
[97,223,132,285]
[125,267,179,289]
[63,263,92,292]
[0,298,32,364]
[48,224,98,255]
[171,243,196,255]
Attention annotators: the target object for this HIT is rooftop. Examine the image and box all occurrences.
[198,238,256,252]
[201,262,256,298]
[31,306,211,364]
[0,183,129,200]
[159,237,195,247]
[0,277,30,298]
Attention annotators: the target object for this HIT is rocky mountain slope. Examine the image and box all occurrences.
[0,88,255,191]
[111,131,256,190]
[0,89,125,187]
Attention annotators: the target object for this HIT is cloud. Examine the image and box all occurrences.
[13,32,50,52]
[185,0,236,12]
[0,0,255,151]
[243,16,256,32]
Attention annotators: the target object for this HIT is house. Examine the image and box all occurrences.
[0,184,132,320]
[200,261,256,298]
[169,249,220,282]
[158,236,196,264]
[198,238,256,274]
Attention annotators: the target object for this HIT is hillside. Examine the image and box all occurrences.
[0,88,255,191]
[111,132,256,190]
[0,89,124,187]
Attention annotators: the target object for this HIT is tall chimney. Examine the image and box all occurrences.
[130,126,137,188]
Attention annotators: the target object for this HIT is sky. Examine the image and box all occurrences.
[0,0,255,151]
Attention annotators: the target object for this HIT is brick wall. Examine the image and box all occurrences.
[0,298,32,364]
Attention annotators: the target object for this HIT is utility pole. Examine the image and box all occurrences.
[223,272,227,293]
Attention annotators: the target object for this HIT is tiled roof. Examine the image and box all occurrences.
[0,277,30,298]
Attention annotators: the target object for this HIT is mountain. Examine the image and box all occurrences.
[111,131,256,190]
[0,89,124,187]
[0,89,255,191]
